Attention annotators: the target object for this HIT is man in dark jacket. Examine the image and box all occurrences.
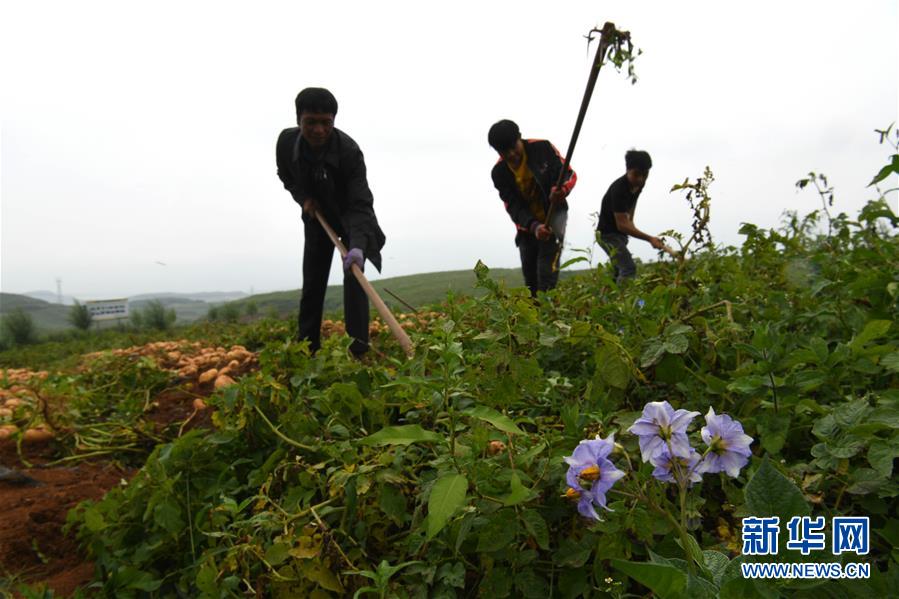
[596,149,663,284]
[488,120,577,296]
[276,87,386,356]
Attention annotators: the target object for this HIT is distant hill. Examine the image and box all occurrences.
[0,293,73,331]
[129,291,248,303]
[2,266,589,333]
[22,291,78,306]
[227,266,585,317]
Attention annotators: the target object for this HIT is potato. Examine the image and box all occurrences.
[192,398,208,410]
[0,424,18,440]
[23,427,54,442]
[4,398,23,409]
[214,374,236,389]
[0,408,12,419]
[179,365,198,378]
[198,369,219,385]
[488,440,507,455]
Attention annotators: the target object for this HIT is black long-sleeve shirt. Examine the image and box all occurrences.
[276,127,386,271]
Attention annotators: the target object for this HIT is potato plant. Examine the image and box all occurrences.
[62,176,897,597]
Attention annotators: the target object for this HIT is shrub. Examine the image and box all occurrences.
[1,308,36,346]
[69,301,93,331]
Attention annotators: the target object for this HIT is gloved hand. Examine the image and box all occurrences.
[530,221,553,241]
[343,248,364,272]
[549,185,566,204]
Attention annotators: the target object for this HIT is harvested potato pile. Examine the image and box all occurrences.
[0,382,42,441]
[84,340,257,391]
[0,368,49,384]
[323,310,442,337]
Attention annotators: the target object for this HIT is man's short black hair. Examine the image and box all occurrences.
[295,87,338,120]
[625,149,652,171]
[488,119,521,152]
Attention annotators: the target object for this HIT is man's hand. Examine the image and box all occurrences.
[549,185,566,204]
[343,248,364,272]
[649,236,664,250]
[535,224,553,241]
[302,198,318,217]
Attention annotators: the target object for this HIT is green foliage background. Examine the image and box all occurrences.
[50,187,897,597]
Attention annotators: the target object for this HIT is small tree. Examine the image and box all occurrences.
[141,300,176,331]
[1,308,36,346]
[245,300,258,317]
[69,301,93,331]
[220,302,241,324]
[207,306,220,321]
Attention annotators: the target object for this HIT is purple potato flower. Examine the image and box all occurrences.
[627,401,700,462]
[564,434,625,520]
[697,407,753,477]
[650,448,703,485]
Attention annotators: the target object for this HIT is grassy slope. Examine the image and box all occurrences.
[1,265,589,334]
[230,266,586,315]
[0,293,72,331]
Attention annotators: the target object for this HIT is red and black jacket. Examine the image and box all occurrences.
[490,139,577,240]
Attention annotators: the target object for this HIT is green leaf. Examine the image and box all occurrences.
[703,550,730,587]
[520,510,550,550]
[868,441,899,478]
[82,506,106,533]
[823,432,866,459]
[437,561,465,589]
[881,352,899,373]
[610,559,688,598]
[477,509,519,553]
[757,412,791,454]
[153,499,184,535]
[299,560,344,593]
[868,156,899,186]
[426,473,468,540]
[553,536,593,567]
[378,484,408,526]
[464,405,524,435]
[500,472,534,506]
[727,375,766,394]
[479,565,513,596]
[360,425,442,446]
[847,468,886,495]
[595,343,630,389]
[560,256,589,269]
[850,319,893,352]
[744,458,810,522]
[264,542,291,566]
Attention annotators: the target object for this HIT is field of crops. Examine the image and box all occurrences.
[1,165,897,597]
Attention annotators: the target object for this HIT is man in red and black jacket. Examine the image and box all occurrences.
[488,119,577,296]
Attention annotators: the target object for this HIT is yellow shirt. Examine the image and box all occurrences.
[508,147,545,222]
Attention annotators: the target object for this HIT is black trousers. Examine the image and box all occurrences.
[298,220,369,355]
[598,231,637,285]
[518,234,561,296]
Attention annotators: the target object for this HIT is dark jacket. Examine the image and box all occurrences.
[490,139,577,243]
[276,127,386,271]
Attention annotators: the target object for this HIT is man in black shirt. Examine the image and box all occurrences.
[597,150,663,284]
[488,120,577,296]
[276,87,386,356]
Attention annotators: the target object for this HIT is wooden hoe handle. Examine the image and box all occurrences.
[314,212,414,357]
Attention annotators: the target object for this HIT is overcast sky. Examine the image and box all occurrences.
[1,0,897,300]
